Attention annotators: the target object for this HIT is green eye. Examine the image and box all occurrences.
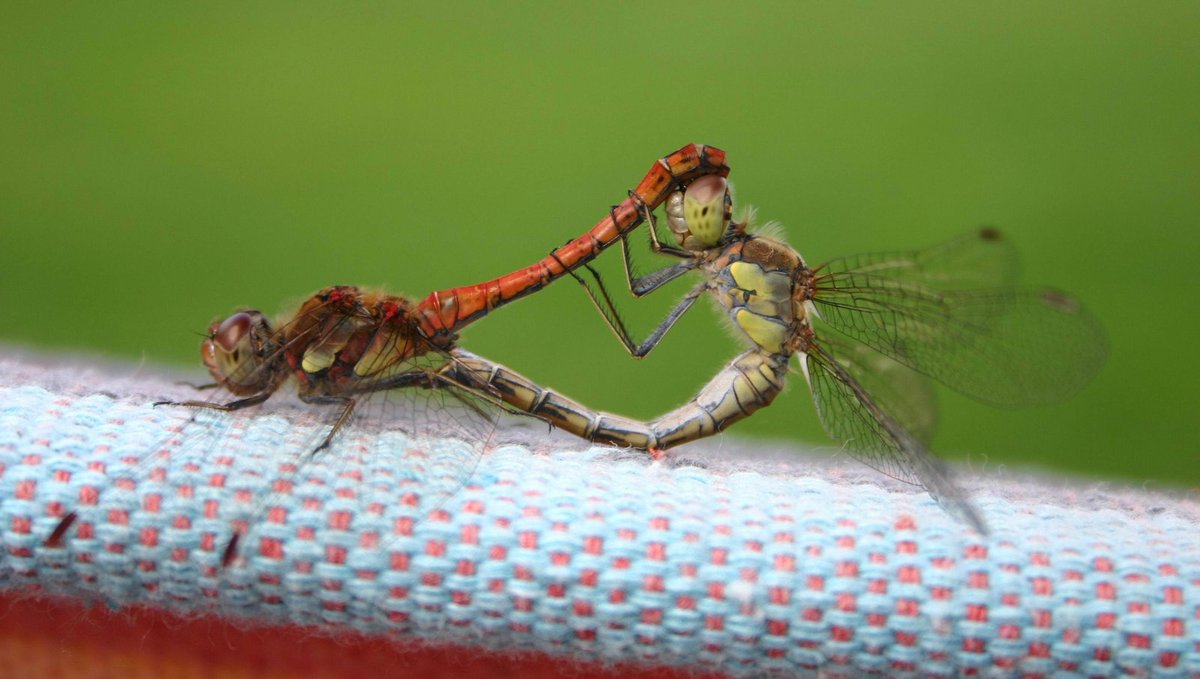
[683,176,729,246]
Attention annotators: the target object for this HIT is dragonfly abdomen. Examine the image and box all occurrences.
[652,350,789,450]
[446,347,788,454]
[413,144,730,341]
[446,349,659,449]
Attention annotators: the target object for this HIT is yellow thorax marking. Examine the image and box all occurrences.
[734,309,788,354]
[301,321,361,373]
[729,262,791,300]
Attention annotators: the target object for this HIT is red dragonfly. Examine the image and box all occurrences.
[45,144,730,565]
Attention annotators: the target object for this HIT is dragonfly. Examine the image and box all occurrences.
[477,175,1108,534]
[44,144,730,564]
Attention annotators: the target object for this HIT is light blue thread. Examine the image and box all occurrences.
[4,376,1200,677]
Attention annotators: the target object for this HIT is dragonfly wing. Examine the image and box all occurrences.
[295,350,499,527]
[811,230,1106,407]
[815,227,1022,290]
[138,351,498,572]
[819,335,938,446]
[803,343,987,534]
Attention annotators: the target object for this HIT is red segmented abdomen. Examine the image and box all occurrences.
[415,143,729,338]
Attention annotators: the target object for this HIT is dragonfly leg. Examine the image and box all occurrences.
[174,380,220,390]
[297,394,357,453]
[554,248,706,358]
[624,189,691,260]
[617,237,698,296]
[154,392,272,411]
[613,191,700,296]
[611,282,705,358]
[350,364,527,420]
[431,366,532,420]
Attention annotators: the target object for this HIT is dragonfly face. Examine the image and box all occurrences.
[200,310,281,395]
[665,175,735,250]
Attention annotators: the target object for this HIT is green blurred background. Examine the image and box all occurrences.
[2,3,1196,486]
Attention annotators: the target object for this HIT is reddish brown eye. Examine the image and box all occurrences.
[214,312,253,352]
[685,175,727,205]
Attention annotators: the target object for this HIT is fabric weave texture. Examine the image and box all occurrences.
[1,356,1197,678]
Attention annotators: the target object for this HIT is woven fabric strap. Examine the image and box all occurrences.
[1,355,1197,677]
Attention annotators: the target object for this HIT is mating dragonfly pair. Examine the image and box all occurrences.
[50,144,1105,563]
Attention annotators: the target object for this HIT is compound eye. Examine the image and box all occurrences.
[214,312,253,352]
[683,175,730,246]
[685,175,727,206]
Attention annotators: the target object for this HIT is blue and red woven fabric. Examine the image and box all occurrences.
[1,355,1197,678]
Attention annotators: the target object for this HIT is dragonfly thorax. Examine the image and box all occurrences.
[280,287,442,389]
[710,237,805,357]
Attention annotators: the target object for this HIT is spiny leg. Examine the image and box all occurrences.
[625,189,691,260]
[614,190,697,296]
[298,394,358,454]
[173,381,220,390]
[154,392,272,411]
[567,189,706,354]
[432,369,532,420]
[548,193,701,358]
[349,365,527,421]
[550,248,705,358]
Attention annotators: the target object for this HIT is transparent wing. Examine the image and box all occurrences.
[804,343,987,534]
[223,349,498,570]
[819,335,938,446]
[810,229,1107,407]
[53,350,497,581]
[815,227,1022,290]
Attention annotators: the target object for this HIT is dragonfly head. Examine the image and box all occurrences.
[667,175,735,251]
[201,310,280,395]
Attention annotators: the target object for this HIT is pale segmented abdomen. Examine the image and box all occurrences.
[447,348,788,452]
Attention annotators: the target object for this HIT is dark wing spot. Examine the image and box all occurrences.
[1040,289,1081,313]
